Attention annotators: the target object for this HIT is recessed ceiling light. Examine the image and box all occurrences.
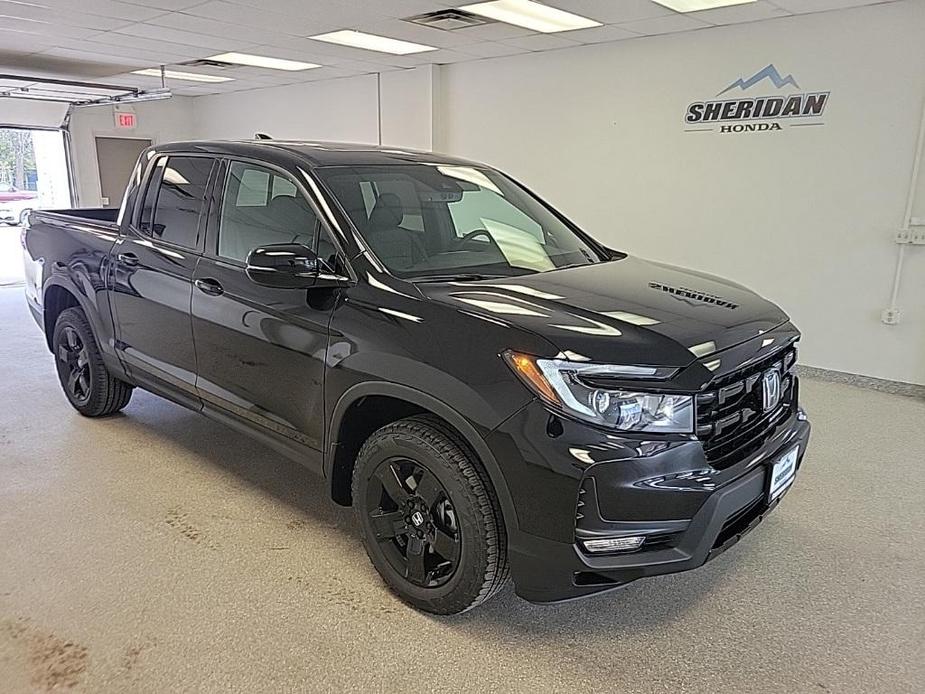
[650,0,757,12]
[309,30,436,55]
[131,69,232,83]
[207,52,320,71]
[459,0,602,33]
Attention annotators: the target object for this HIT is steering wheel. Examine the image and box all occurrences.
[451,229,503,254]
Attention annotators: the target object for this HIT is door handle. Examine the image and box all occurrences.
[195,278,224,297]
[117,252,139,267]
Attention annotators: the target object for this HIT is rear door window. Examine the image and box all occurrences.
[138,155,213,249]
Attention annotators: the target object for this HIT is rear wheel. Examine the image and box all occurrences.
[53,307,133,416]
[352,415,509,614]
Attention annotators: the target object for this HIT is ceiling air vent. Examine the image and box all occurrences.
[405,9,495,31]
[177,59,237,70]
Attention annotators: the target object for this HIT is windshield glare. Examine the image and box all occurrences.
[318,164,604,279]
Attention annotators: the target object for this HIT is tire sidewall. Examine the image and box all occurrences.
[354,427,493,612]
[52,308,110,416]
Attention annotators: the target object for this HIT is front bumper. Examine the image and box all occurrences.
[488,399,811,603]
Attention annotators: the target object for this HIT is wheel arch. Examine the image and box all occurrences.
[326,382,519,535]
[42,281,82,351]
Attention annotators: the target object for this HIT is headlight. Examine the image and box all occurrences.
[503,351,693,433]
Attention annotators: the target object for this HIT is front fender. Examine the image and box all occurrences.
[325,374,528,536]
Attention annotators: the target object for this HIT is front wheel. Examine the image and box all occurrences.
[352,415,509,614]
[52,307,133,416]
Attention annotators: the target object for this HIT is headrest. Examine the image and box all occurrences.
[368,192,404,231]
[267,194,312,225]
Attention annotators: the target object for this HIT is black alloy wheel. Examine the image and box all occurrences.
[366,457,461,588]
[353,415,509,614]
[52,307,133,417]
[57,325,92,406]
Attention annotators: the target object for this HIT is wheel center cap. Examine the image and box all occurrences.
[410,511,425,527]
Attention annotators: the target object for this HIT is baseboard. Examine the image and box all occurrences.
[797,365,925,400]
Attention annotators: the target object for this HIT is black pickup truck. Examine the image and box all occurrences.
[23,140,810,614]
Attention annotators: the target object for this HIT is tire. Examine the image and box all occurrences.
[52,307,133,417]
[352,415,509,614]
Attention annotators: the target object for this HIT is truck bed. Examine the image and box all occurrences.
[23,207,123,332]
[31,207,120,229]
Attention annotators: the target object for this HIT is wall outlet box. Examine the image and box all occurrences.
[881,308,901,325]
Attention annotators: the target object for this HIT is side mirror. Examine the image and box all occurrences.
[245,244,320,289]
[245,244,350,289]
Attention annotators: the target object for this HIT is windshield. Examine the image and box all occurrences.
[317,164,605,279]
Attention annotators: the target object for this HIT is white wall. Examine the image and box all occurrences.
[439,0,925,385]
[380,66,439,152]
[189,66,439,150]
[67,97,196,206]
[191,74,379,143]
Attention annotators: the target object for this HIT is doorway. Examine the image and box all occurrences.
[95,137,151,208]
[0,127,71,286]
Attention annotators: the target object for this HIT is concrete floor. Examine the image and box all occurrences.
[0,285,922,693]
[0,225,25,286]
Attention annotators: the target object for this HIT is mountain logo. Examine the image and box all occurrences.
[718,64,800,96]
[685,63,829,135]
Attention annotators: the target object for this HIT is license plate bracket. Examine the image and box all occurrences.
[768,445,799,501]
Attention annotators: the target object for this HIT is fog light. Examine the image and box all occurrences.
[582,536,645,553]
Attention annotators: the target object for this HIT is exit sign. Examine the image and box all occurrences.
[115,111,136,129]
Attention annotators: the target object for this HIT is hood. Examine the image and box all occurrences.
[416,256,789,367]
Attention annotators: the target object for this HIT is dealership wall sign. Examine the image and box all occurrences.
[685,64,828,135]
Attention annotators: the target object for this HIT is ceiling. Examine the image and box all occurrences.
[0,0,905,97]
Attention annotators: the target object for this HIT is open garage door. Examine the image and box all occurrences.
[0,74,170,285]
[0,127,71,286]
[0,98,70,129]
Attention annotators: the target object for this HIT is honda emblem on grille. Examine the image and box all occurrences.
[761,369,782,411]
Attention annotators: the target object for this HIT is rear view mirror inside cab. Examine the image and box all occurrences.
[419,190,463,203]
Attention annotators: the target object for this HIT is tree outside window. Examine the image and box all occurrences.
[0,130,36,190]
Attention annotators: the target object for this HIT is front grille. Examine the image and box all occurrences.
[696,345,797,469]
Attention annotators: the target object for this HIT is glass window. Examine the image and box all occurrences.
[141,156,212,249]
[218,161,320,263]
[318,164,603,278]
[448,187,543,242]
[137,157,165,235]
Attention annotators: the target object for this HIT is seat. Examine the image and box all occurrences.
[265,195,317,247]
[221,195,319,262]
[365,193,425,270]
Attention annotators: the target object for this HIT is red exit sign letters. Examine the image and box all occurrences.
[115,111,137,129]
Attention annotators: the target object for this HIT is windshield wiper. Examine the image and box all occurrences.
[409,273,501,283]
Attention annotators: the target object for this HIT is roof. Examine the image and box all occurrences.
[151,140,483,168]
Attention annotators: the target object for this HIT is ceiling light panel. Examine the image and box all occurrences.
[131,69,232,83]
[650,0,757,12]
[459,0,602,33]
[309,30,436,55]
[208,52,320,71]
